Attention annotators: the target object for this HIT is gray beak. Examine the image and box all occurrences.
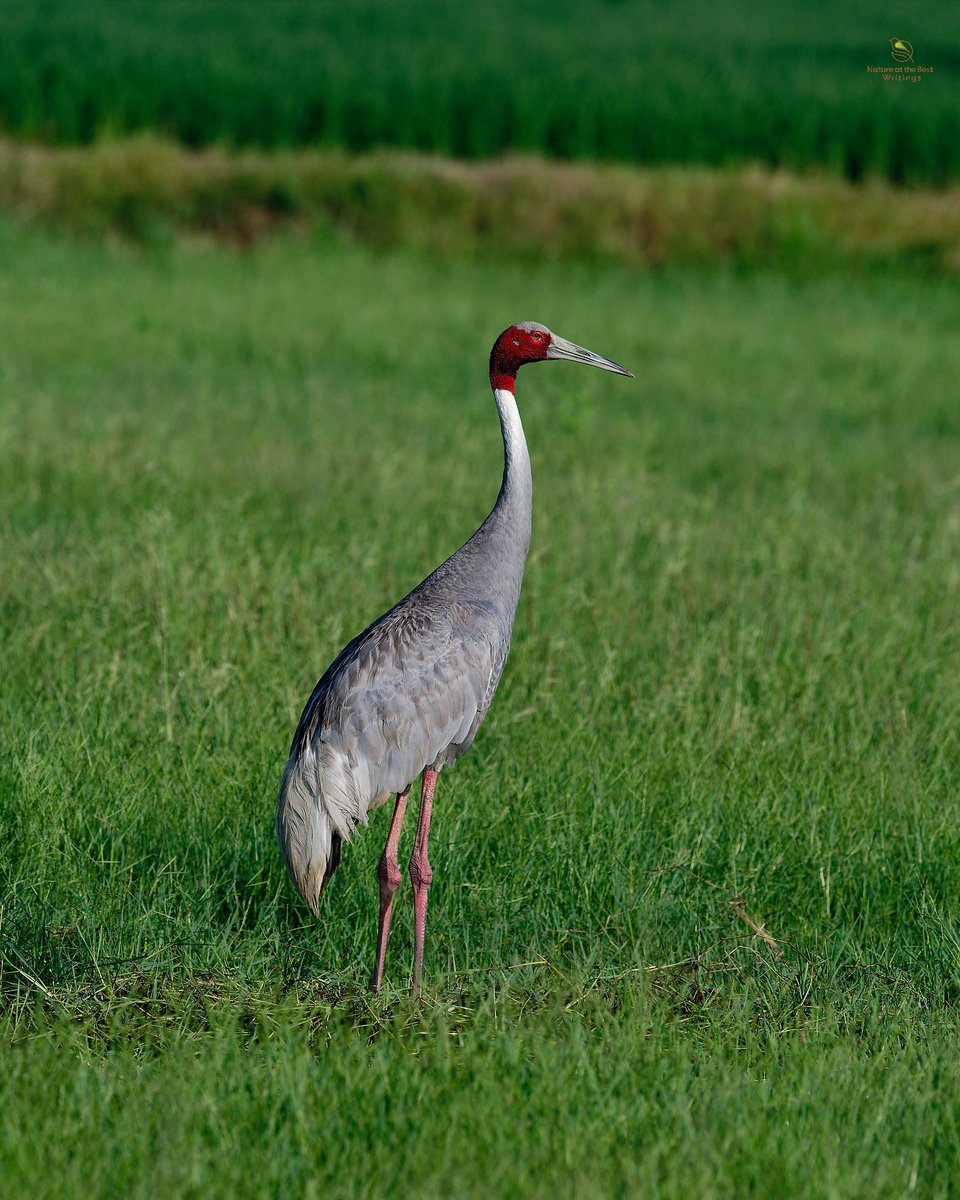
[546,333,634,378]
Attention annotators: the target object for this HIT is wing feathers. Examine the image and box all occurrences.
[295,598,504,837]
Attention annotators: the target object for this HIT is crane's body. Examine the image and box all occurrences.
[277,322,631,992]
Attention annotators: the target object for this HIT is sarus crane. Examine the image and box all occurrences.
[277,322,632,992]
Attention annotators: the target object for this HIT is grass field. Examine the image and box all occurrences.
[0,0,958,183]
[1,228,959,1196]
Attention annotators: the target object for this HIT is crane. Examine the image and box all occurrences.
[277,321,632,993]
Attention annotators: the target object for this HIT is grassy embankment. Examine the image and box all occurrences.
[0,0,958,184]
[1,224,959,1195]
[2,137,960,272]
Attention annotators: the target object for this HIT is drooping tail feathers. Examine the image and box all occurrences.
[276,747,345,916]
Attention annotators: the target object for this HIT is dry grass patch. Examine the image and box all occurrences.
[1,137,959,271]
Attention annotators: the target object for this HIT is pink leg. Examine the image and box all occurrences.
[372,786,410,993]
[409,768,438,996]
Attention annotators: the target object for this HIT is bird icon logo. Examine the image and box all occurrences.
[889,38,914,62]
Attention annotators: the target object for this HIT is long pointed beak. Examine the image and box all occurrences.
[546,333,634,378]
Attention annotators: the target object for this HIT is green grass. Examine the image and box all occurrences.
[0,0,958,182]
[1,227,959,1196]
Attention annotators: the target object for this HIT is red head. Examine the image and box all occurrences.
[489,322,552,391]
[489,321,633,392]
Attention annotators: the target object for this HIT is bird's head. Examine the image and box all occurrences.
[490,321,633,392]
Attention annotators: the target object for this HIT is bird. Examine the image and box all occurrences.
[889,37,914,62]
[276,321,632,993]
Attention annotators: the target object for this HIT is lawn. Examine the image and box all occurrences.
[1,227,959,1197]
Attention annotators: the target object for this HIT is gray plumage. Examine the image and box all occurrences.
[277,361,530,915]
[276,322,631,936]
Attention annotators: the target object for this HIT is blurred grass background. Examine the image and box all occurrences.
[0,0,957,183]
[0,139,958,272]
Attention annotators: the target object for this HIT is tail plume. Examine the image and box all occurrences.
[276,747,343,916]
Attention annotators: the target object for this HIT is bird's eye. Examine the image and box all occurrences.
[532,332,543,341]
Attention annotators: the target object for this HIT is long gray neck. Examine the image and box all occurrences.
[489,385,532,546]
[468,385,532,615]
[433,384,532,617]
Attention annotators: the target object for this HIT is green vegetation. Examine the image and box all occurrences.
[0,0,957,183]
[2,229,959,1195]
[4,137,960,272]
